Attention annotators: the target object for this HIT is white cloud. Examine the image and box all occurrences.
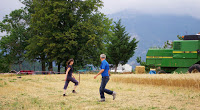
[130,34,140,41]
[0,0,24,21]
[100,0,200,19]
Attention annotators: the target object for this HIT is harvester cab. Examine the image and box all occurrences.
[146,34,200,74]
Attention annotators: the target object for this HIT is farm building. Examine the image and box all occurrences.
[110,64,132,72]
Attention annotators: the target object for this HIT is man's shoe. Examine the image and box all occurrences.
[112,92,116,100]
[72,90,77,93]
[99,98,105,102]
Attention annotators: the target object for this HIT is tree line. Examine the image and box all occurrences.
[0,0,138,73]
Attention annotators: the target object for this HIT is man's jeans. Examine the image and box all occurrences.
[100,76,113,99]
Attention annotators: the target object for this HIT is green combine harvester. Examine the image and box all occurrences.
[146,34,200,73]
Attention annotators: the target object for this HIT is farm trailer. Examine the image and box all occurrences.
[146,34,200,73]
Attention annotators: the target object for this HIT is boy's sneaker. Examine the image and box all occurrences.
[72,90,77,93]
[112,92,116,100]
[99,98,105,102]
[63,94,66,96]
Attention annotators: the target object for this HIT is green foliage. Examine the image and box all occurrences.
[0,8,31,72]
[136,57,146,66]
[107,19,138,72]
[163,40,173,49]
[177,35,183,40]
[0,0,113,72]
[26,0,112,71]
[0,53,10,72]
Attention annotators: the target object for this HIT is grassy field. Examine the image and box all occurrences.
[0,74,200,110]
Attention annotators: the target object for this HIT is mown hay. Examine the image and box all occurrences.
[112,74,200,89]
[122,72,132,74]
[135,66,145,74]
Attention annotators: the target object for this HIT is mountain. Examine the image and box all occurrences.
[107,10,200,67]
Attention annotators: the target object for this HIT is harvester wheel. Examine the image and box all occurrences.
[157,70,166,74]
[188,64,200,73]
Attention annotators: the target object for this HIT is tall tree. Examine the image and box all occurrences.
[107,19,138,72]
[0,9,30,71]
[27,0,112,72]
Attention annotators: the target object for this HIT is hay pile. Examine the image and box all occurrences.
[135,66,145,74]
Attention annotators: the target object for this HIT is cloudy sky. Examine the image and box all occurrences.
[100,0,200,19]
[0,0,24,21]
[1,0,199,37]
[1,0,200,20]
[0,0,200,23]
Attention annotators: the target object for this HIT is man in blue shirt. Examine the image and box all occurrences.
[94,54,116,102]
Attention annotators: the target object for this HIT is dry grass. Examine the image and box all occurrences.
[112,74,200,89]
[0,74,200,110]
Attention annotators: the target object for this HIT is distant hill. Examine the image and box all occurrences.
[107,10,200,67]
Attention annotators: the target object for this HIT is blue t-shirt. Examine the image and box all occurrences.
[100,60,109,77]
